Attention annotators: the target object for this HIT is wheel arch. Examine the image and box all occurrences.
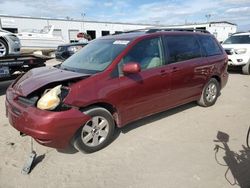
[0,36,8,44]
[0,36,9,57]
[72,103,117,153]
[80,102,120,127]
[210,75,221,88]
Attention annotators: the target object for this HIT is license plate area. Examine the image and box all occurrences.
[0,66,10,78]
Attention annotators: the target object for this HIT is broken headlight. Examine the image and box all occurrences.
[37,85,62,110]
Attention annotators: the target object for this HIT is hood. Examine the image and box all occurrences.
[0,29,11,36]
[222,44,250,49]
[13,66,89,96]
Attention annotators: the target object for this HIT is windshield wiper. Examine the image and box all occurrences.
[60,66,76,72]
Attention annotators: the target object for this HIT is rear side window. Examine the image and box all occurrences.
[198,35,222,56]
[164,35,202,63]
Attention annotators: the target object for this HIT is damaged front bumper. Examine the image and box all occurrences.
[5,87,91,149]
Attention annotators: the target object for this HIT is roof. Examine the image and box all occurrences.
[100,28,211,41]
[101,32,147,40]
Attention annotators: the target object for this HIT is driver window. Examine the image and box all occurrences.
[118,37,164,75]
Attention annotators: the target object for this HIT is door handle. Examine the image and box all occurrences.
[172,67,179,73]
[160,69,167,77]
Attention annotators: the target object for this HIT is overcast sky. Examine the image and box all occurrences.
[0,0,249,30]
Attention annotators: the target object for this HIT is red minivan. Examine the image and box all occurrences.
[5,29,228,153]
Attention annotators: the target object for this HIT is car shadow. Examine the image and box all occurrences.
[214,131,250,187]
[0,80,13,96]
[57,102,197,155]
[57,146,78,154]
[228,67,243,74]
[120,102,197,134]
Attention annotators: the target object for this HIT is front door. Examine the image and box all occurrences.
[116,36,171,125]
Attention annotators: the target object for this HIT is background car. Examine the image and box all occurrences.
[222,32,250,74]
[55,42,87,61]
[0,29,21,57]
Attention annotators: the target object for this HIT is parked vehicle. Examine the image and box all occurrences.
[5,28,228,153]
[17,25,65,55]
[76,32,92,42]
[0,29,21,57]
[222,32,250,74]
[0,54,52,81]
[55,42,87,61]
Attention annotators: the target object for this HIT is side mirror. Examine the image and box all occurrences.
[122,62,141,74]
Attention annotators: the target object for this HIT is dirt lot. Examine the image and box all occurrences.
[0,63,249,188]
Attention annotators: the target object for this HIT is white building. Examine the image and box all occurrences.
[0,15,154,43]
[0,15,237,43]
[164,21,237,42]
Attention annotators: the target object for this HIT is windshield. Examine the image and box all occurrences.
[223,35,250,44]
[61,39,130,74]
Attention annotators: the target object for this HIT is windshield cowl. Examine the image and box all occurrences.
[60,64,101,75]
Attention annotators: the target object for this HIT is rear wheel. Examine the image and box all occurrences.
[197,78,220,107]
[0,39,8,57]
[72,107,115,153]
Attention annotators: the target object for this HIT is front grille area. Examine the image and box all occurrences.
[18,96,38,106]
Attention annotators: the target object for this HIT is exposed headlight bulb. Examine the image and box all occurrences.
[37,85,62,110]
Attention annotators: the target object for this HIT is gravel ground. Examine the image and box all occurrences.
[0,61,249,188]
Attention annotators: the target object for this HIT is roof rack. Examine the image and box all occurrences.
[146,28,210,34]
[112,28,210,35]
[112,29,148,35]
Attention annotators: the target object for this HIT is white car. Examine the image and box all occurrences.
[222,32,250,74]
[0,29,21,58]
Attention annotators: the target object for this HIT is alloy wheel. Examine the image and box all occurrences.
[81,116,109,147]
[205,83,217,103]
[0,41,7,57]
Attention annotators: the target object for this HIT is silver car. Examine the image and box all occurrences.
[0,29,21,57]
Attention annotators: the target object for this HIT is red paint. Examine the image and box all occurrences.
[6,87,91,148]
[6,31,228,149]
[122,62,141,74]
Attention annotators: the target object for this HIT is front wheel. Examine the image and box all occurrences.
[0,39,9,57]
[197,78,220,107]
[72,107,115,153]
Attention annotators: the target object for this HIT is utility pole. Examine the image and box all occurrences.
[205,14,211,23]
[81,12,86,32]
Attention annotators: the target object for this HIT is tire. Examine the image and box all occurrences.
[0,39,9,57]
[197,78,220,107]
[72,107,115,153]
[242,60,250,75]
